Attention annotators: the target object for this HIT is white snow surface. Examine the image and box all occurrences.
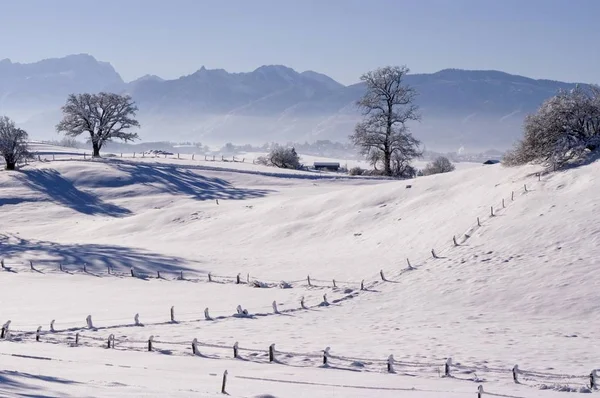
[0,144,598,397]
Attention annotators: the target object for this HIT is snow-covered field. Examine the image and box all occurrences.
[0,143,598,397]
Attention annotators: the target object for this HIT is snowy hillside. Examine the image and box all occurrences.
[0,144,598,397]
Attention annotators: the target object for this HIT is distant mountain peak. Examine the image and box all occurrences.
[130,74,164,84]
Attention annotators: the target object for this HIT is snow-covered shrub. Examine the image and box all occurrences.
[504,85,600,169]
[348,166,365,176]
[422,156,456,175]
[258,146,300,169]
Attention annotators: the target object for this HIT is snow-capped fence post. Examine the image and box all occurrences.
[269,344,275,362]
[157,271,161,279]
[107,265,110,274]
[407,258,412,269]
[307,275,312,286]
[221,155,224,161]
[36,326,42,341]
[512,364,519,383]
[59,263,64,272]
[360,280,364,290]
[1,259,5,270]
[148,336,154,352]
[323,347,330,365]
[133,152,136,158]
[322,294,328,305]
[75,333,79,346]
[213,155,215,161]
[192,154,195,160]
[120,153,122,158]
[30,261,35,271]
[204,308,212,320]
[83,263,87,273]
[130,267,135,277]
[83,153,86,160]
[272,301,279,314]
[50,320,55,332]
[177,153,180,159]
[490,206,494,217]
[524,184,528,192]
[332,279,337,288]
[538,173,541,181]
[1,321,10,339]
[221,370,228,394]
[134,313,140,326]
[208,272,212,282]
[477,385,484,398]
[86,315,94,329]
[191,338,198,355]
[387,354,395,373]
[502,199,505,208]
[246,273,250,284]
[170,306,175,323]
[233,342,239,358]
[432,249,438,259]
[300,296,306,309]
[590,369,597,390]
[380,270,386,281]
[107,334,115,349]
[445,357,452,377]
[511,191,514,201]
[236,273,241,284]
[52,154,55,161]
[453,236,458,246]
[477,217,481,227]
[179,270,184,280]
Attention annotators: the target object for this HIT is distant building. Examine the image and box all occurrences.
[313,162,340,172]
[483,159,500,165]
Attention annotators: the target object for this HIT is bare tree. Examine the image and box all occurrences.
[350,66,422,176]
[504,85,600,168]
[0,116,30,170]
[56,93,140,157]
[423,156,456,175]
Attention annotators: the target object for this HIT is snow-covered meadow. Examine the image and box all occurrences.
[0,143,598,397]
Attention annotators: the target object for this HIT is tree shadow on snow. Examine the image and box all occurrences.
[0,234,203,275]
[0,370,86,398]
[16,169,131,217]
[106,160,274,201]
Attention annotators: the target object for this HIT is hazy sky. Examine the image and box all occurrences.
[1,0,598,85]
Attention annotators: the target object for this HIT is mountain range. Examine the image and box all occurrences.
[0,54,587,151]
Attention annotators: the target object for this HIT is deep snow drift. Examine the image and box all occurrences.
[0,145,598,397]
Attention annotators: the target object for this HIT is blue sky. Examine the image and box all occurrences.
[1,0,598,85]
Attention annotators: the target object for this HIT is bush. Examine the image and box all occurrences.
[504,85,600,168]
[348,166,365,176]
[422,156,455,175]
[256,146,300,169]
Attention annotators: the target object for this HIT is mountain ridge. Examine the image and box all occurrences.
[0,54,591,151]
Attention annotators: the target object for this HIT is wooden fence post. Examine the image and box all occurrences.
[148,336,154,351]
[192,338,198,355]
[323,347,330,365]
[300,296,306,309]
[332,279,337,288]
[432,249,437,259]
[233,342,239,358]
[453,236,458,246]
[170,306,175,323]
[272,301,279,314]
[36,326,42,341]
[387,354,395,373]
[380,270,386,281]
[134,313,140,326]
[477,385,484,398]
[511,191,514,201]
[221,370,228,394]
[204,308,212,321]
[50,320,55,332]
[269,344,275,362]
[490,206,494,217]
[445,357,452,377]
[477,217,481,227]
[360,280,364,290]
[512,364,519,383]
[307,275,312,286]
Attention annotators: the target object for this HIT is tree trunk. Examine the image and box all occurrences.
[383,149,391,176]
[5,162,15,171]
[92,142,101,158]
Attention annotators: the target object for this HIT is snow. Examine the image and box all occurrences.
[0,143,598,397]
